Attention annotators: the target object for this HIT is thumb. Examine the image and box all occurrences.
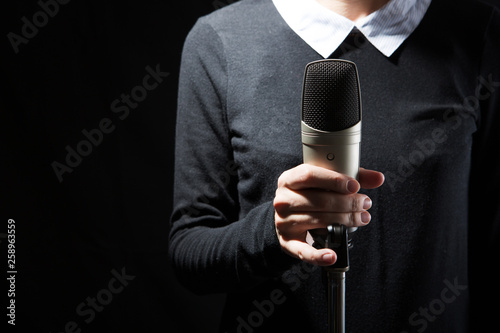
[284,239,337,266]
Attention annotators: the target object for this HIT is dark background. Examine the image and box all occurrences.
[1,1,230,332]
[1,1,499,332]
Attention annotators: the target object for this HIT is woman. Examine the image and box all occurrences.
[170,0,500,331]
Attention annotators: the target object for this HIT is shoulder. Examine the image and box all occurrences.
[198,0,274,30]
[186,0,278,46]
[182,0,291,68]
[417,0,500,61]
[445,0,499,29]
[424,0,498,30]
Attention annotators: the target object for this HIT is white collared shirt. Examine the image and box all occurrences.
[272,0,432,58]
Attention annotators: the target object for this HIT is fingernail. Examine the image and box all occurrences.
[347,180,359,193]
[322,253,334,264]
[361,211,371,224]
[363,198,372,210]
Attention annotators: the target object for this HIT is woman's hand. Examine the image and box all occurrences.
[273,164,384,266]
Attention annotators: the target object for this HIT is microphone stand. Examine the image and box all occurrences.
[325,224,350,333]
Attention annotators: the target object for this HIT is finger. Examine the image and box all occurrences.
[274,188,371,214]
[359,168,385,189]
[278,164,359,194]
[282,239,337,266]
[276,211,371,233]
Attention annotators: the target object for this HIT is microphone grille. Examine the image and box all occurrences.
[302,60,361,132]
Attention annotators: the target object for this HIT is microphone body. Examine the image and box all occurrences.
[301,121,361,180]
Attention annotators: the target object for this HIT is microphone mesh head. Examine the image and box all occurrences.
[302,60,361,131]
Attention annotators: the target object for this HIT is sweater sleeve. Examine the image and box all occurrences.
[468,6,500,329]
[469,7,500,258]
[169,18,299,294]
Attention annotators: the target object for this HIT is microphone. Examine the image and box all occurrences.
[301,59,362,239]
[301,59,362,333]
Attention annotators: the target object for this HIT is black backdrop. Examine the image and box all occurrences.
[1,1,229,332]
[1,1,499,333]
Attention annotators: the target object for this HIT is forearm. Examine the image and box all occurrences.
[169,200,298,294]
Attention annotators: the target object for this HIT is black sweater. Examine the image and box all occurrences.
[170,0,500,331]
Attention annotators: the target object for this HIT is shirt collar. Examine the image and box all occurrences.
[272,0,432,58]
